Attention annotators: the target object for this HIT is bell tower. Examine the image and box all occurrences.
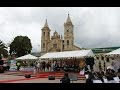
[64,14,74,51]
[41,19,51,55]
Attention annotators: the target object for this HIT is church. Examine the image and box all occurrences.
[41,14,81,55]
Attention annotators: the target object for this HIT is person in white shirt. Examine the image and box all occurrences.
[36,62,40,73]
[51,63,54,71]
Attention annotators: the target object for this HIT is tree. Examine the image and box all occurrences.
[0,40,8,59]
[9,36,32,57]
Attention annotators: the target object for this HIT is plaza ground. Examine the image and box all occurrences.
[0,60,111,83]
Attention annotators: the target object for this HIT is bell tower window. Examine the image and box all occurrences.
[63,45,64,49]
[67,40,69,45]
[67,29,69,32]
[43,43,45,48]
[43,32,45,36]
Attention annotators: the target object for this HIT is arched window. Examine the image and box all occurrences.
[67,40,69,45]
[43,32,45,36]
[67,30,69,32]
[43,43,45,48]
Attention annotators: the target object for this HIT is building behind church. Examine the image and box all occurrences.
[41,14,81,55]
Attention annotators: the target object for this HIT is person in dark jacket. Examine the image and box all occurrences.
[86,72,94,83]
[61,72,70,83]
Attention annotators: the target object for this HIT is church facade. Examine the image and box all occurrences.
[41,14,81,55]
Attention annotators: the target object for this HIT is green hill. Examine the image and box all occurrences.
[91,46,120,54]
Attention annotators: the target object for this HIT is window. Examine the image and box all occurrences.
[63,45,64,49]
[43,43,45,48]
[63,40,64,44]
[53,44,57,48]
[67,40,69,45]
[43,32,45,36]
[67,30,69,32]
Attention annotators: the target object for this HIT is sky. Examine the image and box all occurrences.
[0,7,120,52]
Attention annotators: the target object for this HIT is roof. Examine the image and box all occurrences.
[73,45,81,50]
[66,14,73,25]
[44,19,48,27]
[39,49,94,59]
[66,14,71,23]
[31,52,41,57]
[16,54,38,60]
[106,48,120,55]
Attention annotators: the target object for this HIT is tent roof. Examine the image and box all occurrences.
[106,48,120,55]
[39,49,94,59]
[16,54,38,60]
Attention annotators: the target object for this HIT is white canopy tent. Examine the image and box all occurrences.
[106,48,120,73]
[39,49,94,60]
[16,54,38,60]
[14,54,39,71]
[106,48,120,55]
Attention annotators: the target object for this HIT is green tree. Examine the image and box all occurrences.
[0,40,8,59]
[9,36,32,57]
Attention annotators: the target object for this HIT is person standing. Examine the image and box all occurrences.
[16,62,21,71]
[51,62,54,71]
[48,62,51,71]
[36,62,40,73]
[61,73,70,83]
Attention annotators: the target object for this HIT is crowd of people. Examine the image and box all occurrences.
[85,67,120,83]
[33,60,79,73]
[60,56,120,83]
[34,61,51,72]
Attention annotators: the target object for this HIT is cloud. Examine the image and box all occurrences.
[0,7,120,53]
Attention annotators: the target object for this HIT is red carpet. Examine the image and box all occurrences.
[35,72,86,80]
[0,71,86,83]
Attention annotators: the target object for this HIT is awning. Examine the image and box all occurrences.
[16,54,38,60]
[106,48,120,55]
[39,49,94,60]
